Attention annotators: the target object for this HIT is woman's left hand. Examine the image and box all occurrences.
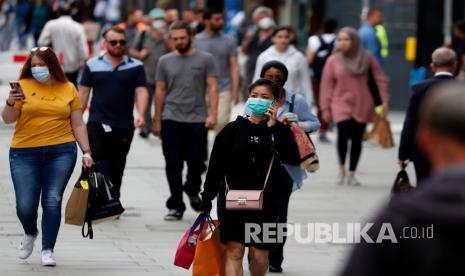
[266,105,278,128]
[382,102,389,118]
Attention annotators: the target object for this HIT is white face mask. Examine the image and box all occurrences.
[258,17,275,29]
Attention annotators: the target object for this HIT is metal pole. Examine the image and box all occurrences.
[361,0,370,23]
[444,0,452,44]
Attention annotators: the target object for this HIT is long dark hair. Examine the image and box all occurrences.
[19,47,68,83]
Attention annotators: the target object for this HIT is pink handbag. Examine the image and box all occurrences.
[225,155,274,211]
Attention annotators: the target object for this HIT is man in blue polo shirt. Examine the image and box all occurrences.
[79,26,149,201]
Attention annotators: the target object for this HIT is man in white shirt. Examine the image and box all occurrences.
[306,18,337,142]
[254,26,313,107]
[38,2,88,86]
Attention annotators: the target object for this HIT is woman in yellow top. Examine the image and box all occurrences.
[1,47,93,267]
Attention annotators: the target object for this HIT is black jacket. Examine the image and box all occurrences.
[341,166,465,276]
[398,75,454,163]
[200,116,300,248]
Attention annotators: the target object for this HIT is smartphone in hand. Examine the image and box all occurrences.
[9,81,20,90]
[9,81,25,101]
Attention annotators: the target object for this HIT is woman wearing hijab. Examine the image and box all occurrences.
[320,27,389,185]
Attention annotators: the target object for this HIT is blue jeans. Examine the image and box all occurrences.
[9,142,77,251]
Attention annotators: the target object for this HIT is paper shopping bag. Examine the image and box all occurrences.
[193,220,225,276]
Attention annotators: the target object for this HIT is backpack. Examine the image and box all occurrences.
[135,30,147,51]
[311,36,335,83]
[81,170,125,239]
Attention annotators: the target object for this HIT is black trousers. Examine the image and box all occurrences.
[337,119,366,171]
[65,71,79,88]
[161,120,208,212]
[268,167,294,267]
[413,156,431,184]
[141,83,155,135]
[87,122,134,200]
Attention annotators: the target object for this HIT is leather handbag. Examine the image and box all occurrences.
[391,169,415,195]
[225,154,274,211]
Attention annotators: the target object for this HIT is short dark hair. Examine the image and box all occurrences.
[169,20,193,36]
[58,1,73,16]
[454,20,465,34]
[420,81,465,142]
[272,26,291,37]
[202,8,223,20]
[248,78,281,99]
[102,26,125,39]
[367,7,382,18]
[128,8,142,15]
[323,18,338,33]
[260,60,288,83]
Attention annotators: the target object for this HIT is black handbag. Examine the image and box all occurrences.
[391,170,415,195]
[82,170,125,239]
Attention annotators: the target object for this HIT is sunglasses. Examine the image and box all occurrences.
[107,40,127,46]
[31,47,49,52]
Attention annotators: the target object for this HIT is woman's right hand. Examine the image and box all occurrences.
[200,199,212,213]
[7,88,25,105]
[322,110,331,123]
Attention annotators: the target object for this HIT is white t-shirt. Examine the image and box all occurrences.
[307,33,336,53]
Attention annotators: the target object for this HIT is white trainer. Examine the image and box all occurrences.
[41,250,56,267]
[18,234,37,260]
[336,171,346,185]
[347,175,361,186]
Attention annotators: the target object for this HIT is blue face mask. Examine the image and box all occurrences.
[247,98,273,116]
[31,66,50,83]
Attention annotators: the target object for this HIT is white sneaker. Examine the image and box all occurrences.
[18,234,37,260]
[41,250,56,267]
[336,172,346,185]
[347,175,361,186]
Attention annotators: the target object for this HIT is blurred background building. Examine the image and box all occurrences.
[118,0,463,110]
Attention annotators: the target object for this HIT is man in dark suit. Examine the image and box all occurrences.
[398,47,456,183]
[342,81,465,276]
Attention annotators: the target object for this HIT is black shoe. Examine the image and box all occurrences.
[188,195,202,212]
[269,265,283,273]
[139,131,149,138]
[164,209,183,221]
[319,133,331,143]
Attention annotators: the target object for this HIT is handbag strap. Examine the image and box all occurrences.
[289,93,296,113]
[225,153,275,192]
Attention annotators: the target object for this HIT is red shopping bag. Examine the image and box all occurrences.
[174,214,209,269]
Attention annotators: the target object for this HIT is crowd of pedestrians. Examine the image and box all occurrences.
[3,2,465,276]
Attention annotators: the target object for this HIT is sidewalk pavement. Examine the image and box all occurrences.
[0,51,415,275]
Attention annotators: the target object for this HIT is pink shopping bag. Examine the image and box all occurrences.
[174,214,208,269]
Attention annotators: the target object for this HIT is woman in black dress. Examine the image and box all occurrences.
[200,78,300,276]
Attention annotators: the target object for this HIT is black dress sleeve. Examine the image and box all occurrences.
[270,121,300,166]
[200,123,234,211]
